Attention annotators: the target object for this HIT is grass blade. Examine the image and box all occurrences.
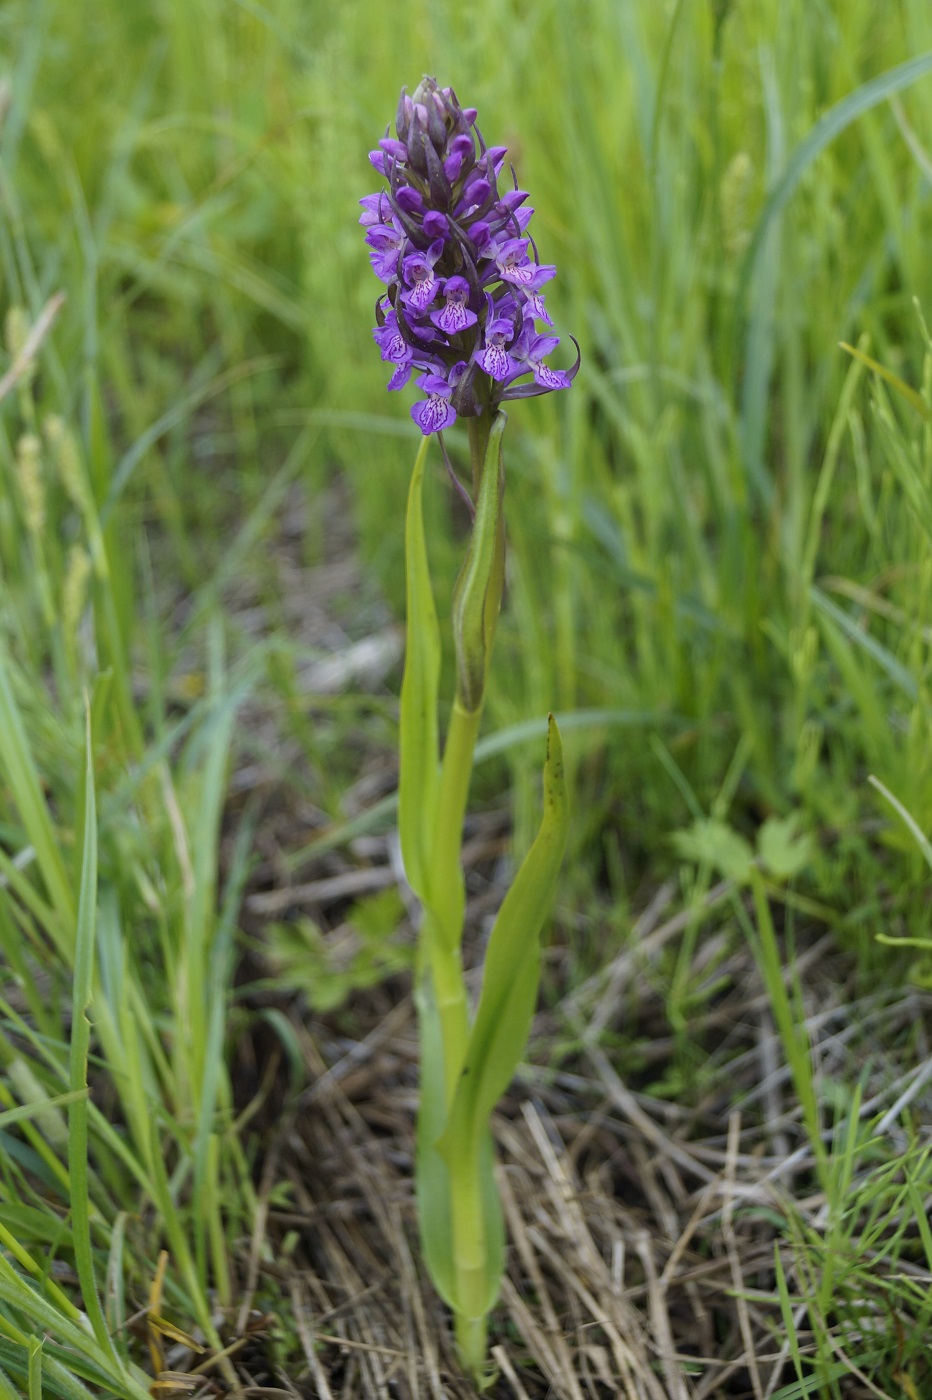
[67,704,117,1362]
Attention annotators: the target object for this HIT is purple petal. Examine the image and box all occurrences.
[422,211,448,241]
[412,395,457,434]
[431,303,478,335]
[395,185,425,213]
[379,137,408,161]
[522,291,553,326]
[529,334,560,361]
[478,346,517,381]
[469,222,491,252]
[417,372,451,395]
[359,193,387,226]
[455,179,491,218]
[501,261,556,290]
[533,363,571,390]
[388,362,413,391]
[368,249,399,282]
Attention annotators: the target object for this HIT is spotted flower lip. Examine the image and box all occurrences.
[362,77,579,434]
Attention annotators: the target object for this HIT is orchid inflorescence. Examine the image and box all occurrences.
[361,77,578,435]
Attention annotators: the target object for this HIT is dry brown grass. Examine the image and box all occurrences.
[190,810,931,1400]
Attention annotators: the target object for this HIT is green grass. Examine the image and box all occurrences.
[1,0,932,1393]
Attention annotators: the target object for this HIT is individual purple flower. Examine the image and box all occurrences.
[516,331,572,390]
[361,77,578,432]
[366,221,406,283]
[521,290,553,326]
[477,314,520,382]
[401,239,445,314]
[388,361,414,391]
[373,309,412,365]
[430,277,478,336]
[359,193,389,227]
[491,238,556,291]
[411,373,457,434]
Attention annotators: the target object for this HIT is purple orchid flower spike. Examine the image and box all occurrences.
[361,77,578,433]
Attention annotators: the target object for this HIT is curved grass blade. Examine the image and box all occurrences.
[68,705,119,1364]
[413,964,456,1308]
[839,342,932,423]
[737,50,932,327]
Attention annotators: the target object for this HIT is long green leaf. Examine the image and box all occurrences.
[443,715,569,1149]
[398,436,441,899]
[413,963,456,1308]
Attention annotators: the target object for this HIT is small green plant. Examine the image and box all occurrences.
[360,79,577,1377]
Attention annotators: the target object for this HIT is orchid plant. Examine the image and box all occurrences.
[361,77,577,1378]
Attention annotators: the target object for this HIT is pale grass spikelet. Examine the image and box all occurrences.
[44,414,87,510]
[794,717,823,791]
[5,306,35,388]
[720,151,755,261]
[4,305,29,358]
[15,432,45,539]
[62,544,91,639]
[6,1058,69,1150]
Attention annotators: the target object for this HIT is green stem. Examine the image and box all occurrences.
[467,394,493,497]
[447,1114,490,1379]
[422,910,469,1106]
[429,701,481,947]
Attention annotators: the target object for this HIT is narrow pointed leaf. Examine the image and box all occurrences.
[413,965,456,1306]
[443,716,569,1150]
[398,436,441,898]
[68,707,111,1356]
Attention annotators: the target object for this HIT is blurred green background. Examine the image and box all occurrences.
[3,0,932,958]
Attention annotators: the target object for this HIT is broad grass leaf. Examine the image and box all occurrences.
[398,436,441,900]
